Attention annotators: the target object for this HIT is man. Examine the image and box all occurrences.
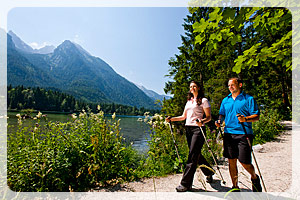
[215,77,262,192]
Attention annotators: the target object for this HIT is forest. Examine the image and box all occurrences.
[162,7,292,124]
[7,85,159,116]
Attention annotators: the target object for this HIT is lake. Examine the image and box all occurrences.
[7,111,151,153]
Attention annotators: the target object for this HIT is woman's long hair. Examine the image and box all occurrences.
[187,81,204,105]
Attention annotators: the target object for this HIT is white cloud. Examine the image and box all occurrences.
[29,42,39,49]
[73,34,83,45]
[29,41,52,49]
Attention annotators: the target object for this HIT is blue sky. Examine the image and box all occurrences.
[7,7,190,95]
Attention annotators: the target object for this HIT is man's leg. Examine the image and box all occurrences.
[240,162,262,192]
[238,134,262,192]
[240,163,256,179]
[228,158,238,187]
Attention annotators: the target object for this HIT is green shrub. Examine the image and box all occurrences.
[139,113,189,177]
[253,108,285,145]
[7,109,140,192]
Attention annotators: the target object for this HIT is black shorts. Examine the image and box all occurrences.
[223,133,253,164]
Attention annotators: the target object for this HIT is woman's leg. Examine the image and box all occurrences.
[180,126,204,188]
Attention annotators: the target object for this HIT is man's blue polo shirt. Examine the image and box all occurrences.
[219,91,259,135]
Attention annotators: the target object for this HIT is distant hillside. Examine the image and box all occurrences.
[135,84,171,102]
[7,31,158,110]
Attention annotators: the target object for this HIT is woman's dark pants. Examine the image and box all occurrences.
[180,126,214,188]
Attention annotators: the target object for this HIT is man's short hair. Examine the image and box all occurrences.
[229,77,243,85]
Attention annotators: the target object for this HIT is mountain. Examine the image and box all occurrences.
[135,84,171,102]
[7,34,58,88]
[8,30,34,53]
[7,31,158,109]
[8,31,55,54]
[35,45,56,54]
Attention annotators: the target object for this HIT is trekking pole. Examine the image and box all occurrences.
[196,119,226,185]
[168,121,184,172]
[237,114,267,192]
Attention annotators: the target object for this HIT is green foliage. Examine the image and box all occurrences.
[139,113,189,177]
[253,108,285,145]
[7,109,141,192]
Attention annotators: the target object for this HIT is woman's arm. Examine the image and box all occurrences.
[196,107,211,126]
[166,108,187,122]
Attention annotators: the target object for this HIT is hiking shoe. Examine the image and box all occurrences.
[251,174,262,192]
[175,184,191,192]
[231,186,240,192]
[206,174,213,183]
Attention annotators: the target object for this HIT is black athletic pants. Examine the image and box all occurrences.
[180,126,214,188]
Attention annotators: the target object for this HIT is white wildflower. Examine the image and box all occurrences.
[36,111,42,119]
[16,114,21,119]
[137,118,143,122]
[17,119,22,126]
[97,105,101,110]
[159,115,163,121]
[112,112,116,120]
[144,112,150,116]
[71,114,77,119]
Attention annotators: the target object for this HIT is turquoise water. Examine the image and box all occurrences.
[7,111,150,152]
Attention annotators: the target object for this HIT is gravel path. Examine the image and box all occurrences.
[86,121,294,199]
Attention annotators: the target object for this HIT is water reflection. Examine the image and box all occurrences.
[7,112,150,152]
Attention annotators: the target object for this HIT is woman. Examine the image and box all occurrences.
[166,81,215,192]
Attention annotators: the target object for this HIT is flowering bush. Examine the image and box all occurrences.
[138,113,189,177]
[7,109,140,192]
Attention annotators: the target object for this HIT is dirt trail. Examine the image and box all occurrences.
[92,121,292,193]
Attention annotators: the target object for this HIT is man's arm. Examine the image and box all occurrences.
[215,114,225,127]
[237,114,259,123]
